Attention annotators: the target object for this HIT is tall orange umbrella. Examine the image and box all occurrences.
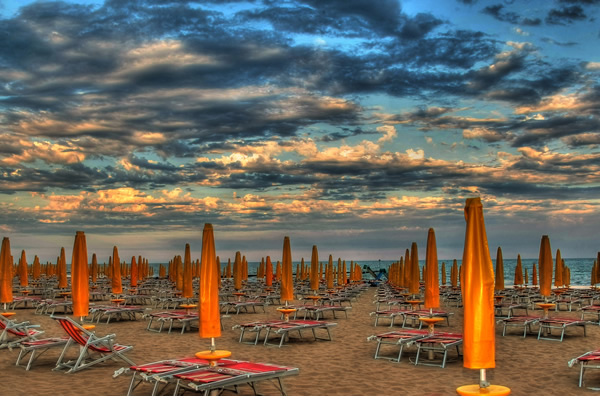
[0,237,13,306]
[555,249,563,288]
[265,256,273,287]
[538,235,553,298]
[457,198,508,395]
[225,258,232,279]
[32,255,41,280]
[532,263,538,286]
[275,260,282,282]
[424,228,439,310]
[280,236,294,304]
[198,224,221,341]
[176,255,183,291]
[524,268,529,286]
[409,242,419,296]
[183,244,193,299]
[58,247,68,289]
[494,247,504,291]
[404,249,411,288]
[327,255,334,289]
[451,259,459,288]
[90,254,98,283]
[18,250,28,287]
[441,262,446,286]
[130,256,138,288]
[71,231,89,319]
[310,245,319,293]
[514,254,524,286]
[112,246,123,295]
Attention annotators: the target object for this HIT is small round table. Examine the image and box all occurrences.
[304,295,321,306]
[406,299,423,311]
[456,384,511,396]
[21,290,30,296]
[535,303,556,319]
[278,308,297,322]
[1,312,16,318]
[59,292,71,300]
[196,350,232,367]
[181,304,197,314]
[111,298,125,307]
[419,316,444,334]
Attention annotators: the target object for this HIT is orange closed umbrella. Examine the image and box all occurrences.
[441,262,446,286]
[183,244,193,299]
[58,247,68,289]
[91,254,98,283]
[0,237,13,305]
[514,254,524,286]
[409,242,419,295]
[275,260,282,281]
[130,256,138,288]
[18,250,28,288]
[265,256,273,287]
[71,231,89,318]
[495,247,504,291]
[424,228,439,309]
[310,245,319,293]
[555,249,563,288]
[327,255,334,289]
[199,224,220,339]
[112,246,122,295]
[451,259,458,288]
[461,198,495,370]
[404,249,411,288]
[225,258,232,279]
[32,255,41,280]
[233,251,242,291]
[532,263,538,286]
[538,235,553,298]
[280,236,294,303]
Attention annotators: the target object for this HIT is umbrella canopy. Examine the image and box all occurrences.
[233,251,242,291]
[280,236,294,302]
[71,231,89,318]
[91,254,98,283]
[532,263,538,286]
[0,237,13,304]
[265,256,273,287]
[441,262,446,286]
[327,255,334,289]
[199,223,221,339]
[183,244,193,299]
[461,197,495,369]
[18,250,28,287]
[310,245,319,292]
[555,249,563,288]
[275,260,282,281]
[225,259,232,279]
[451,259,458,288]
[130,256,138,288]
[538,235,553,298]
[32,255,41,280]
[424,228,440,309]
[112,246,123,295]
[514,254,524,286]
[409,242,420,295]
[58,247,68,289]
[494,247,504,291]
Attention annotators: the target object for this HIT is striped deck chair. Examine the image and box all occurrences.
[51,315,134,373]
[568,349,600,388]
[172,360,300,396]
[0,313,44,349]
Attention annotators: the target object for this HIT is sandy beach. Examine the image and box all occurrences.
[1,283,599,397]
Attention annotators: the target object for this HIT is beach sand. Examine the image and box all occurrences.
[1,285,599,397]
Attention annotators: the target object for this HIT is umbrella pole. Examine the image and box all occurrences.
[479,369,490,388]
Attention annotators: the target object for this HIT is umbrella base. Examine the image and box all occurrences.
[456,384,511,396]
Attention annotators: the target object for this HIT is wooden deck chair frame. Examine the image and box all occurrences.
[51,315,134,373]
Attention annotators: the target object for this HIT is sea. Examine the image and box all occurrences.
[117,258,596,287]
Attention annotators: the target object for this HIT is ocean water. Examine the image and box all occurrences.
[138,258,596,287]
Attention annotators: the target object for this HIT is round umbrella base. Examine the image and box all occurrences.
[456,384,511,396]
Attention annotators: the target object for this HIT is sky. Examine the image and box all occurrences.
[0,0,599,264]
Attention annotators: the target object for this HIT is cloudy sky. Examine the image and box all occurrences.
[0,0,599,264]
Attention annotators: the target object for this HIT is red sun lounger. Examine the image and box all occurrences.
[568,349,600,388]
[413,332,463,368]
[15,337,70,370]
[497,315,541,337]
[537,317,589,341]
[367,329,429,362]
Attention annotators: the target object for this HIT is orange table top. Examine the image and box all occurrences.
[419,317,445,324]
[111,298,125,303]
[406,300,423,304]
[535,303,556,309]
[456,384,511,396]
[180,304,197,309]
[1,312,16,318]
[305,295,321,300]
[195,350,232,361]
[278,308,297,313]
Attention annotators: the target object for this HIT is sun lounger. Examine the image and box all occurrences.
[494,303,529,318]
[9,295,42,310]
[221,300,267,315]
[172,360,299,396]
[369,309,407,327]
[233,320,283,345]
[233,320,336,347]
[568,349,600,387]
[145,310,198,334]
[0,313,45,349]
[15,337,70,370]
[580,305,600,325]
[89,305,144,324]
[367,329,429,362]
[497,315,541,337]
[298,304,349,320]
[413,332,463,368]
[35,299,73,316]
[51,315,135,373]
[537,317,589,341]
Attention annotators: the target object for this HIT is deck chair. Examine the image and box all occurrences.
[51,315,134,373]
[568,349,600,388]
[413,332,463,368]
[0,313,44,349]
[15,337,70,370]
[367,329,429,362]
[497,315,540,337]
[537,317,589,341]
[172,360,300,396]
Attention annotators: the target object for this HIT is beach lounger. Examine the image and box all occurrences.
[537,317,589,341]
[233,320,283,345]
[89,305,144,324]
[299,304,349,320]
[263,320,337,347]
[9,295,42,310]
[221,299,267,315]
[145,310,199,334]
[494,303,529,318]
[370,309,407,327]
[15,337,70,370]
[580,305,600,325]
[172,360,299,396]
[497,315,541,337]
[0,313,44,349]
[366,329,429,362]
[51,315,135,373]
[413,332,463,368]
[568,349,600,388]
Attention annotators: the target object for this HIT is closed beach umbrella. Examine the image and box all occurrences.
[265,256,273,287]
[327,255,334,289]
[461,197,495,369]
[592,261,597,286]
[409,242,420,295]
[538,235,553,298]
[0,237,13,305]
[58,247,68,289]
[451,259,458,288]
[404,249,411,288]
[183,244,193,299]
[532,263,538,286]
[199,223,220,339]
[32,255,41,280]
[112,246,123,295]
[280,236,294,303]
[130,256,138,288]
[310,245,319,292]
[91,254,98,283]
[495,247,504,291]
[441,262,446,286]
[555,249,563,288]
[424,228,440,309]
[71,231,89,318]
[18,250,28,287]
[176,255,183,291]
[514,254,524,286]
[233,251,242,291]
[524,268,529,285]
[226,258,232,279]
[275,260,282,281]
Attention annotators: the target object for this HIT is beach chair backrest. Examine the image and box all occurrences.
[56,317,110,352]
